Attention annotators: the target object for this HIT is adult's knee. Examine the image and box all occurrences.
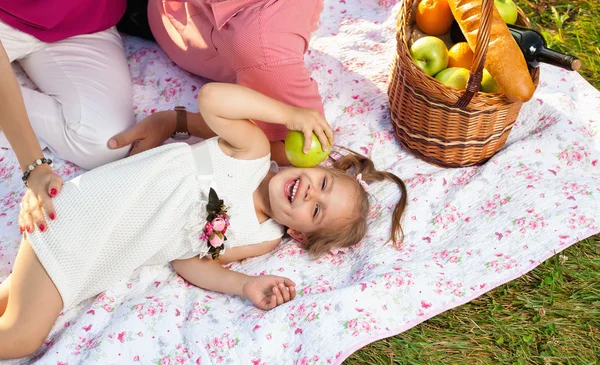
[63,114,134,170]
[66,132,131,170]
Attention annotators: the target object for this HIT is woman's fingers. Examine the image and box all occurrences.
[48,173,62,198]
[323,121,334,146]
[302,128,313,154]
[19,195,35,233]
[39,194,56,222]
[314,128,330,152]
[41,175,61,221]
[27,194,47,232]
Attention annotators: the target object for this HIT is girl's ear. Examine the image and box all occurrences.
[287,228,307,243]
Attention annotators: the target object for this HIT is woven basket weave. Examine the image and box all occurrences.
[388,0,540,168]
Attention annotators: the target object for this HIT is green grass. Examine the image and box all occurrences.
[346,1,600,363]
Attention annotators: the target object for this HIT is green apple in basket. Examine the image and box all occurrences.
[494,0,518,25]
[410,36,449,76]
[435,67,470,90]
[480,69,502,93]
[284,131,330,168]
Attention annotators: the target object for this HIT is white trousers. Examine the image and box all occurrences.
[0,21,134,169]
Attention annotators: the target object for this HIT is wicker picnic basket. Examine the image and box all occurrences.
[388,0,540,167]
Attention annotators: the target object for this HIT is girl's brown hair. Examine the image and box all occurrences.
[302,148,408,257]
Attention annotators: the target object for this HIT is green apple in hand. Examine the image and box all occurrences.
[480,69,502,93]
[284,131,330,168]
[435,67,470,90]
[494,0,518,25]
[410,36,449,76]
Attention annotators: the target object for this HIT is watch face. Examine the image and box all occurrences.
[171,132,191,141]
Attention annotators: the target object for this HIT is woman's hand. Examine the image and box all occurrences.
[242,275,296,310]
[285,107,334,154]
[18,165,63,233]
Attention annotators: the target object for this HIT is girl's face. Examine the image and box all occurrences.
[268,167,358,234]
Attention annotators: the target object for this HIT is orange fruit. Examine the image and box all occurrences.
[416,0,455,36]
[447,42,474,69]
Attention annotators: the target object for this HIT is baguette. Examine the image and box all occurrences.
[447,0,535,102]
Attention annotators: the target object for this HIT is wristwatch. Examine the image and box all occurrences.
[171,106,190,140]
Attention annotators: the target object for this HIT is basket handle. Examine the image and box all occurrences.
[454,0,494,109]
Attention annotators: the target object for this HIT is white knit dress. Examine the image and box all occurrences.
[26,138,284,310]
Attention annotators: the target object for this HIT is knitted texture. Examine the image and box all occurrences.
[204,138,285,246]
[27,139,283,310]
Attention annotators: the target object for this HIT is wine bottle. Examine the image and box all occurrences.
[450,22,581,71]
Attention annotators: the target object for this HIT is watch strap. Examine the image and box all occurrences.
[171,106,190,139]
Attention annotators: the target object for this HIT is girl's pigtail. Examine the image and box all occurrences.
[331,147,408,245]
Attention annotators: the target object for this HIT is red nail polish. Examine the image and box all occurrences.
[50,188,58,197]
[49,212,56,220]
[26,225,31,233]
[39,224,46,232]
[19,226,24,233]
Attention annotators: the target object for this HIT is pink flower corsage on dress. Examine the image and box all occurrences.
[200,188,230,259]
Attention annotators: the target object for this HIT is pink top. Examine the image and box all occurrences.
[148,0,325,141]
[0,0,126,43]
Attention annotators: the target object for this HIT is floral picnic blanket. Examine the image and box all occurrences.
[1,0,599,364]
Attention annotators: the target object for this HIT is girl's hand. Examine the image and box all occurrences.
[242,275,296,310]
[18,165,63,233]
[286,107,334,154]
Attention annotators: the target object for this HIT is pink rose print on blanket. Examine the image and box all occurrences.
[432,248,465,267]
[286,302,322,334]
[513,208,548,235]
[478,194,512,216]
[529,114,559,137]
[153,343,195,365]
[405,173,435,189]
[448,167,479,188]
[378,267,414,290]
[191,333,239,364]
[566,211,597,230]
[432,203,465,230]
[130,295,167,321]
[96,292,116,313]
[561,181,593,200]
[485,253,519,274]
[342,94,373,117]
[434,273,465,297]
[0,160,16,180]
[1,191,20,211]
[293,354,325,365]
[514,163,543,186]
[71,335,103,356]
[343,307,379,337]
[377,0,400,7]
[188,300,212,322]
[299,275,336,296]
[56,160,82,178]
[557,141,592,166]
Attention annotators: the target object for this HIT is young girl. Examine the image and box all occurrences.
[0,47,407,360]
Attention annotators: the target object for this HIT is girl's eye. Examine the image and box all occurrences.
[321,177,327,190]
[313,204,319,218]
